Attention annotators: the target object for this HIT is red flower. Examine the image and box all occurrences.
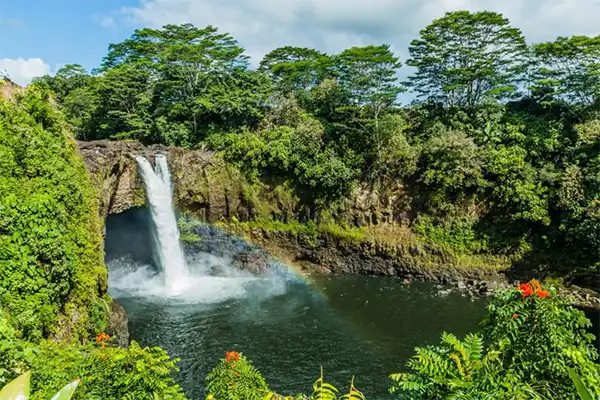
[519,283,534,297]
[512,313,519,319]
[537,290,551,298]
[225,351,240,362]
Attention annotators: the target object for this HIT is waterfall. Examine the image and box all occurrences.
[135,154,188,293]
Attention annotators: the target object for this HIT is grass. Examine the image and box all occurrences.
[216,216,510,273]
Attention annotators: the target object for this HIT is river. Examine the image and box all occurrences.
[105,209,487,399]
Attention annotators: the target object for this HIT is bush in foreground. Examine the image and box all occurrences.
[0,313,185,400]
[390,280,600,399]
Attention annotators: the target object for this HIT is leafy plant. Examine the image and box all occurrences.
[568,367,594,400]
[0,371,79,400]
[0,85,108,342]
[390,280,600,400]
[205,351,270,400]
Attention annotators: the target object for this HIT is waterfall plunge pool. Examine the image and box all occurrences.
[105,207,487,399]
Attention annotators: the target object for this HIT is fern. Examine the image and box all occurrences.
[339,376,365,400]
[311,367,338,400]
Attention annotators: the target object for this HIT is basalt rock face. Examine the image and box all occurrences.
[107,301,129,348]
[77,140,254,222]
[78,140,409,226]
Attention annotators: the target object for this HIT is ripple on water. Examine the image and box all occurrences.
[109,257,487,400]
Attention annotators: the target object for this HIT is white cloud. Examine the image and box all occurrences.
[110,0,600,66]
[0,58,51,86]
[98,15,117,30]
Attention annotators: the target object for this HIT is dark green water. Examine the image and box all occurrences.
[112,276,486,399]
[105,209,599,399]
[105,209,487,398]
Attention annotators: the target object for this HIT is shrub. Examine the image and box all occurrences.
[29,338,186,400]
[205,351,271,400]
[205,352,365,400]
[390,280,600,399]
[0,85,107,341]
[0,371,79,400]
[0,312,185,400]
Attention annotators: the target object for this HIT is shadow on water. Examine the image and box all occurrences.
[104,208,598,399]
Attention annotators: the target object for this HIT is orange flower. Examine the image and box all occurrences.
[529,279,542,294]
[537,290,551,298]
[519,283,534,297]
[96,333,110,343]
[225,351,240,362]
[512,313,519,319]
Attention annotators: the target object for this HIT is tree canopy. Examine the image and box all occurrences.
[32,10,600,283]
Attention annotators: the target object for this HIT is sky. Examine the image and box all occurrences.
[2,0,600,86]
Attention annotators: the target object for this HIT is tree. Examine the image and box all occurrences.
[100,23,265,141]
[32,64,92,102]
[333,44,403,114]
[532,35,600,106]
[418,130,486,210]
[259,46,332,93]
[407,11,528,107]
[88,64,153,141]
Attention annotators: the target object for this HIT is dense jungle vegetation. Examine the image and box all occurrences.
[32,10,600,285]
[0,8,599,400]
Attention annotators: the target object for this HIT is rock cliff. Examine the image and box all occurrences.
[77,140,406,226]
[78,140,254,222]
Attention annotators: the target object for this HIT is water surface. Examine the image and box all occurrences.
[112,272,485,398]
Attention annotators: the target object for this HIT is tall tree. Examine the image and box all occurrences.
[532,35,600,106]
[333,44,403,114]
[33,64,92,101]
[259,46,332,93]
[99,24,268,141]
[407,11,528,107]
[88,64,153,141]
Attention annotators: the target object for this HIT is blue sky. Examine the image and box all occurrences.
[2,0,600,86]
[1,0,139,81]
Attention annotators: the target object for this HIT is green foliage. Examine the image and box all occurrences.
[480,282,600,398]
[0,312,185,400]
[485,145,550,225]
[418,131,485,209]
[205,355,364,400]
[212,110,357,203]
[407,11,528,107]
[205,352,270,400]
[29,340,185,400]
[334,44,404,111]
[0,86,107,341]
[0,371,79,400]
[413,215,488,254]
[391,281,600,399]
[259,46,332,94]
[532,35,600,106]
[568,368,594,400]
[29,13,600,282]
[0,311,39,385]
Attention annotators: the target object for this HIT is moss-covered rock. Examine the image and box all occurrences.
[78,140,299,223]
[0,85,109,342]
[218,219,510,283]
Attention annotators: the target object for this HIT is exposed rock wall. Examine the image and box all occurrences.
[77,140,409,227]
[78,140,255,222]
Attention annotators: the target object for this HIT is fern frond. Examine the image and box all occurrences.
[312,367,338,400]
[339,376,365,400]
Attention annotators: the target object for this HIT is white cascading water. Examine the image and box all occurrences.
[134,154,188,294]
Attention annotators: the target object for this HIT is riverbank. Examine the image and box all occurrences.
[207,218,600,311]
